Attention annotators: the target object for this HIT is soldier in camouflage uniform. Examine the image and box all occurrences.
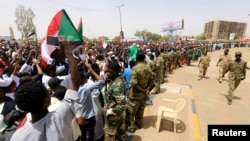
[167,49,173,74]
[150,50,163,94]
[185,47,193,66]
[147,54,155,74]
[198,51,211,80]
[160,48,167,83]
[102,62,127,141]
[216,48,231,83]
[171,49,177,69]
[223,52,247,105]
[174,48,181,69]
[126,52,153,133]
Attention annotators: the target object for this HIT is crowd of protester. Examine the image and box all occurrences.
[0,37,248,141]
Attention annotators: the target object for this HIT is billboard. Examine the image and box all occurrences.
[229,33,235,42]
[162,19,184,32]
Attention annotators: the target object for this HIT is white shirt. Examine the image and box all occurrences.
[87,79,104,140]
[48,99,81,141]
[10,89,81,141]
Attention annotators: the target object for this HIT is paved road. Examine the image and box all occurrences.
[168,47,250,141]
[128,47,250,141]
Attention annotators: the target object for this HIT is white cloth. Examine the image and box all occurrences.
[88,79,104,140]
[19,63,33,73]
[48,99,81,141]
[10,89,81,141]
[0,77,12,87]
[5,92,15,100]
[56,66,66,74]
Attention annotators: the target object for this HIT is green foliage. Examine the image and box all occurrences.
[195,33,207,40]
[15,5,35,39]
[161,35,170,41]
[134,30,163,41]
[113,35,121,41]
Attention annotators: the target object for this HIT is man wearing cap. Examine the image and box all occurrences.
[150,50,163,94]
[160,48,167,83]
[56,65,67,76]
[216,48,231,83]
[127,52,153,133]
[48,77,63,95]
[77,62,105,141]
[166,49,174,74]
[198,51,211,80]
[102,61,127,141]
[185,47,193,66]
[223,52,247,105]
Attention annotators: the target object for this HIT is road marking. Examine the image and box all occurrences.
[189,88,202,141]
[144,106,148,114]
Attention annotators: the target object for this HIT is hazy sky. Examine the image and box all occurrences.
[0,0,250,39]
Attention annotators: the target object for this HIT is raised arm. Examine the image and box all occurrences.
[102,49,109,66]
[32,58,43,74]
[85,62,102,80]
[58,36,81,91]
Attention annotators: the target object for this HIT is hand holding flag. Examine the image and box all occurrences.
[41,9,83,69]
[58,36,71,54]
[101,37,109,49]
[28,28,36,38]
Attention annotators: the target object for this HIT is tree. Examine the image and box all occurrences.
[161,35,170,41]
[134,30,162,41]
[113,35,121,41]
[15,5,35,39]
[195,33,207,40]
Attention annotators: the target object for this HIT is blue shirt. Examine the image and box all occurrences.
[78,80,105,119]
[123,68,132,91]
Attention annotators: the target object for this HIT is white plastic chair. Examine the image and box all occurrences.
[156,98,186,133]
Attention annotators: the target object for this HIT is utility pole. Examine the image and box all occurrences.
[115,4,124,39]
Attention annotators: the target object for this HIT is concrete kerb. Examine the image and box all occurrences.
[128,82,202,141]
[162,83,203,141]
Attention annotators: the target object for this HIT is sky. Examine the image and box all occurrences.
[0,0,250,40]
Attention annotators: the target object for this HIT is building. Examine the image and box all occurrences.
[204,20,247,40]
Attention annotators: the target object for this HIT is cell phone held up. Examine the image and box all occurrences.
[46,36,59,46]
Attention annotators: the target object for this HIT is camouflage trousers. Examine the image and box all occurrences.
[198,65,208,79]
[186,57,192,66]
[126,98,146,131]
[151,73,161,94]
[161,67,166,83]
[168,62,173,73]
[218,65,228,81]
[174,60,180,69]
[104,111,127,141]
[218,66,224,81]
[228,78,242,100]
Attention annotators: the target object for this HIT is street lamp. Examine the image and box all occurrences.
[115,4,124,39]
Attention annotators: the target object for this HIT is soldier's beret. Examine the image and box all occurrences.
[235,52,242,56]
